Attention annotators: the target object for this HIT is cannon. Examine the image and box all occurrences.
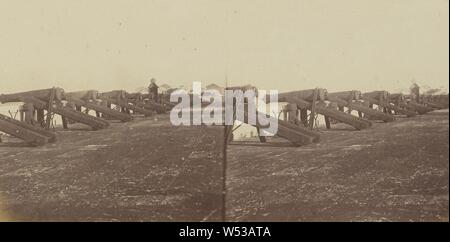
[1,88,109,130]
[272,89,372,130]
[64,91,133,122]
[363,91,416,117]
[223,86,321,147]
[99,90,156,116]
[327,90,395,122]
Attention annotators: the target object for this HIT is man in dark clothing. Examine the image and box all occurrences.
[148,78,159,102]
[410,83,420,103]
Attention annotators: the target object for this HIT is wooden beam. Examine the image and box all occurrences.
[365,96,416,117]
[328,96,395,122]
[422,100,445,109]
[0,118,50,146]
[234,110,320,146]
[278,97,372,130]
[404,102,434,114]
[103,97,154,117]
[0,113,56,143]
[23,97,109,130]
[66,97,133,122]
[141,100,167,114]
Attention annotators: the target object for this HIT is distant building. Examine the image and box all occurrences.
[205,83,224,94]
[158,84,173,103]
[159,84,172,94]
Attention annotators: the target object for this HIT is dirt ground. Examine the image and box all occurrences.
[0,115,224,221]
[227,110,449,221]
[0,110,448,222]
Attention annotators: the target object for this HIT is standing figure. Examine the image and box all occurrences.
[410,83,420,103]
[148,78,159,103]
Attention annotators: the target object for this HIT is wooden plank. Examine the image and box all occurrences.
[422,100,445,109]
[387,103,416,117]
[328,96,395,122]
[235,111,320,146]
[404,102,434,114]
[24,97,109,130]
[365,96,416,117]
[141,100,167,114]
[104,97,154,117]
[280,97,372,130]
[0,118,49,146]
[66,97,133,122]
[348,102,395,122]
[0,113,56,142]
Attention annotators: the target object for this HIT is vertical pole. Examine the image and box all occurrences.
[20,106,24,122]
[309,88,318,130]
[24,103,34,125]
[295,109,301,126]
[45,87,56,130]
[36,109,45,127]
[324,116,331,129]
[300,108,308,126]
[222,125,228,222]
[61,116,68,129]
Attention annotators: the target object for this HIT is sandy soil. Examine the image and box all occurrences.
[226,110,449,221]
[0,115,224,221]
[0,110,448,222]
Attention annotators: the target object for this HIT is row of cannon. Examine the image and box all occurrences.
[0,88,174,146]
[0,87,448,147]
[225,88,448,147]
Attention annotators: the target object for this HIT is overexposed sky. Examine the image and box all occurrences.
[0,0,448,94]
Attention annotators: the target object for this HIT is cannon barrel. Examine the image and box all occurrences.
[126,92,144,100]
[0,88,65,103]
[267,88,327,103]
[363,91,390,100]
[99,90,128,100]
[64,90,99,101]
[327,90,361,101]
[389,93,405,100]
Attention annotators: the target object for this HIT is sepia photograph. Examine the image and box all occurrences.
[0,0,448,234]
